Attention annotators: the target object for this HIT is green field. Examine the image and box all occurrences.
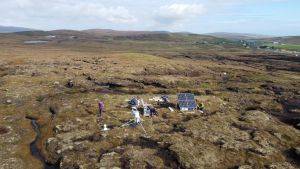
[266,43,300,52]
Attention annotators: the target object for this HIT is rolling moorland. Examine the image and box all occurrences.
[0,30,300,169]
[0,25,36,33]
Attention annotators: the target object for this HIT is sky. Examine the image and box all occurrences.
[0,0,299,36]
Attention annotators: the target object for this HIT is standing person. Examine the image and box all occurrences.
[98,101,104,119]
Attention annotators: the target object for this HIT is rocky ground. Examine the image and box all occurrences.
[0,32,299,169]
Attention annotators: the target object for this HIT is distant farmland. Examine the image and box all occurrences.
[265,43,300,52]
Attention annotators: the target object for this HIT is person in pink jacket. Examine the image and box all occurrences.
[98,101,104,118]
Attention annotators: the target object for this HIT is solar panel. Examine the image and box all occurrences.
[177,93,197,110]
[186,94,195,100]
[178,100,197,107]
[178,93,195,101]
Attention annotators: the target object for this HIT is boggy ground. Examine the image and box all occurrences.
[0,33,300,169]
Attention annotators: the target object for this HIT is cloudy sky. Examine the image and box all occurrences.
[0,0,299,35]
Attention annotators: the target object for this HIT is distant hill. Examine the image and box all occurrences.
[9,27,266,43]
[81,29,218,42]
[15,29,172,40]
[207,32,273,40]
[9,28,220,45]
[0,25,37,33]
[82,29,170,37]
[15,29,94,39]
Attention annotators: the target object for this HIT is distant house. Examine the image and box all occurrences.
[46,35,56,39]
[69,36,78,39]
[177,93,197,111]
[245,40,257,47]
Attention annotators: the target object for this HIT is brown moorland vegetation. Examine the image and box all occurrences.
[0,31,299,169]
